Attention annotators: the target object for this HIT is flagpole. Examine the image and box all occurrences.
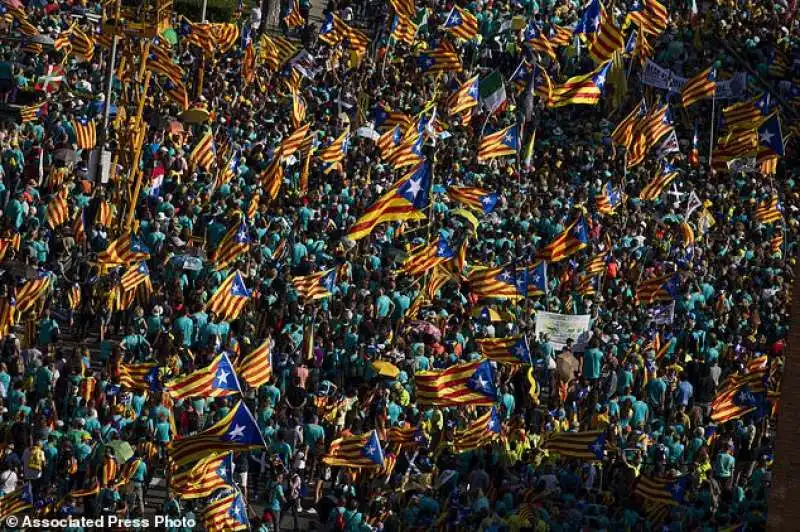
[708,90,716,172]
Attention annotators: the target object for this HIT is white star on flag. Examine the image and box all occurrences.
[406,178,422,199]
[228,424,246,440]
[216,368,229,385]
[760,129,775,145]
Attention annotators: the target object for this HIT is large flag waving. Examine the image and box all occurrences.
[206,271,251,321]
[415,359,497,406]
[172,453,234,499]
[237,339,272,388]
[203,491,249,531]
[347,162,431,241]
[537,217,589,262]
[167,353,242,400]
[542,430,606,460]
[323,430,385,468]
[477,124,520,161]
[168,401,267,466]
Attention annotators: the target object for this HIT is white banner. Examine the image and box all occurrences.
[647,302,675,325]
[641,60,746,100]
[534,312,591,351]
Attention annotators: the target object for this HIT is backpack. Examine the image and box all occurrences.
[27,447,44,471]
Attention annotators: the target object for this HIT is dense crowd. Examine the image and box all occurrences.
[0,0,793,529]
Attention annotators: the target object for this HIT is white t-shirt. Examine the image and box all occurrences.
[0,469,16,494]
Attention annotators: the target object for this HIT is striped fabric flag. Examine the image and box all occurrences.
[45,194,69,229]
[213,221,251,271]
[722,96,763,132]
[595,182,623,215]
[415,359,497,406]
[373,104,413,130]
[120,262,150,293]
[681,67,716,108]
[216,150,241,189]
[758,113,784,157]
[549,61,612,107]
[542,430,606,460]
[15,272,52,314]
[291,90,307,128]
[589,14,624,64]
[577,274,600,296]
[537,217,589,262]
[711,357,769,423]
[242,38,256,85]
[189,132,216,171]
[401,236,454,277]
[478,124,520,161]
[237,338,272,388]
[211,23,240,52]
[466,265,527,300]
[161,79,189,110]
[166,353,242,401]
[447,75,480,116]
[20,102,46,123]
[549,24,573,46]
[625,0,668,36]
[627,104,674,167]
[100,456,119,486]
[284,0,305,28]
[453,407,502,453]
[425,265,452,300]
[260,152,284,200]
[95,201,113,226]
[70,25,95,60]
[447,186,499,214]
[319,130,349,167]
[0,485,33,520]
[168,401,266,467]
[639,163,678,201]
[635,475,690,506]
[203,491,249,531]
[476,336,531,365]
[324,430,385,468]
[770,233,783,255]
[612,100,646,148]
[180,18,215,54]
[442,5,478,40]
[206,271,251,322]
[113,457,144,489]
[767,47,789,79]
[377,125,403,158]
[635,273,680,304]
[73,118,97,149]
[387,425,427,447]
[118,361,161,391]
[523,23,556,60]
[389,0,415,17]
[531,64,553,104]
[67,283,81,310]
[281,123,311,159]
[417,48,463,74]
[292,269,337,301]
[385,133,423,169]
[0,297,15,337]
[318,13,369,52]
[754,193,782,224]
[347,162,431,241]
[173,453,234,499]
[389,13,417,44]
[147,45,184,83]
[97,234,151,266]
[68,481,100,499]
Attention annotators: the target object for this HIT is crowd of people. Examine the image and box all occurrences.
[0,0,793,529]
